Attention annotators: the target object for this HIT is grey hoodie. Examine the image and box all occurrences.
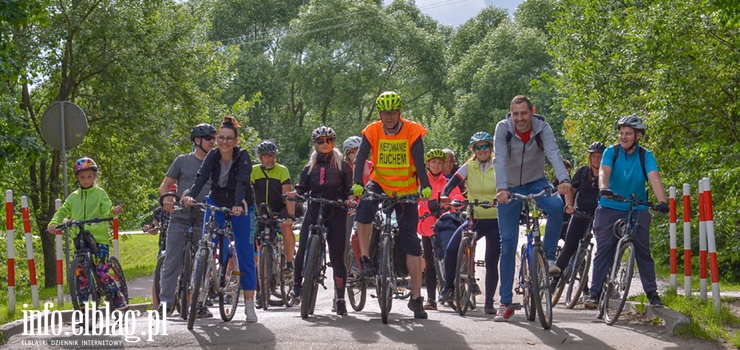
[493,113,570,190]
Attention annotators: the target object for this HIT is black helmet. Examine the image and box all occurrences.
[311,126,337,143]
[615,115,646,134]
[190,123,217,141]
[256,140,279,157]
[587,142,606,153]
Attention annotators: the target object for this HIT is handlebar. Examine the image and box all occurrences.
[605,193,657,210]
[363,191,420,204]
[285,195,348,210]
[449,199,497,210]
[55,217,114,231]
[509,187,556,202]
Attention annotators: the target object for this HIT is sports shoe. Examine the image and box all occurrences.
[647,292,664,308]
[472,282,482,296]
[548,260,561,275]
[439,285,453,302]
[584,295,599,310]
[244,299,258,323]
[493,303,514,322]
[407,296,428,319]
[283,261,294,275]
[423,299,438,310]
[484,302,496,315]
[336,299,347,315]
[360,256,374,279]
[195,306,213,318]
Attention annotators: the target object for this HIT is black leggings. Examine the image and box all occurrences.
[422,236,437,301]
[294,203,347,299]
[555,213,592,271]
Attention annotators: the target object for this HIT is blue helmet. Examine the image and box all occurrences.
[469,131,493,147]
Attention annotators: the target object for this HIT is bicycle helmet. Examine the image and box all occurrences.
[425,149,447,163]
[376,91,403,111]
[190,123,217,141]
[615,115,646,134]
[74,157,98,175]
[587,141,606,153]
[468,131,494,147]
[311,126,337,143]
[343,136,362,153]
[256,140,279,156]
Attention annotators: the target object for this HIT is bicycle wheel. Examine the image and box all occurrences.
[434,255,445,305]
[187,249,208,330]
[604,241,635,326]
[300,235,321,319]
[565,246,591,309]
[108,257,129,304]
[532,246,553,329]
[378,235,394,324]
[454,236,472,316]
[69,256,101,312]
[520,245,535,322]
[154,253,165,308]
[219,243,241,321]
[279,247,296,308]
[345,245,366,311]
[179,241,194,320]
[258,244,273,310]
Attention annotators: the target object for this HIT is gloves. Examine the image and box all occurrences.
[421,186,432,199]
[353,183,365,197]
[655,201,669,214]
[599,188,614,199]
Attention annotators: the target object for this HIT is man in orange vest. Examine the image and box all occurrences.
[352,91,433,319]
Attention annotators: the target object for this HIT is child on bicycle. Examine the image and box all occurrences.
[144,183,176,311]
[47,157,126,311]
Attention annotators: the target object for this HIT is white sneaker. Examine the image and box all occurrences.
[244,299,258,323]
[548,260,561,275]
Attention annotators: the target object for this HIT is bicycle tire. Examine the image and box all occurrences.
[259,244,273,311]
[379,235,394,324]
[346,246,366,311]
[454,236,472,316]
[565,246,591,309]
[434,255,446,305]
[219,243,241,321]
[551,258,567,306]
[301,235,321,319]
[187,249,208,330]
[154,253,165,308]
[521,245,535,321]
[69,256,101,312]
[533,246,553,329]
[280,247,296,308]
[108,257,129,304]
[179,241,194,320]
[604,241,635,326]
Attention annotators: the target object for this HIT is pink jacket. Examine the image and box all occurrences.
[417,171,464,237]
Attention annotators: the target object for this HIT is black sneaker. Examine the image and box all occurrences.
[472,283,482,296]
[195,306,213,318]
[439,285,453,302]
[584,295,599,310]
[647,292,664,308]
[408,296,428,319]
[336,299,347,315]
[283,261,294,275]
[290,285,302,299]
[360,256,374,279]
[484,302,496,314]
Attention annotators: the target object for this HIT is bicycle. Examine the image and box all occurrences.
[512,188,554,330]
[186,203,241,329]
[287,195,348,319]
[255,203,296,310]
[447,199,495,316]
[550,211,594,309]
[345,211,382,312]
[596,193,661,325]
[56,218,129,316]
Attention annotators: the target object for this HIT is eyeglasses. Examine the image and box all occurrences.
[315,138,335,145]
[474,144,491,151]
[217,135,236,142]
[202,136,215,141]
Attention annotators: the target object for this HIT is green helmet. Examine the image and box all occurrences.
[425,149,447,163]
[376,91,403,112]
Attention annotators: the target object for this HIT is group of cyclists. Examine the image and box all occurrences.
[48,90,672,326]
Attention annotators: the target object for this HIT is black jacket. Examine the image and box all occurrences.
[189,146,255,208]
[296,153,352,201]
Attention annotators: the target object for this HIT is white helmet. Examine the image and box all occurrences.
[343,136,362,153]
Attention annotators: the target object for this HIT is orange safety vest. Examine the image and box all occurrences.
[362,118,426,196]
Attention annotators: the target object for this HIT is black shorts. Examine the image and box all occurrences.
[355,181,421,257]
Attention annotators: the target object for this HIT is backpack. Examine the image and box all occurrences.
[432,211,465,260]
[611,144,647,181]
[506,114,546,153]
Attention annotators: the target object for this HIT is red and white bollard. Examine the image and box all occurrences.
[6,190,16,313]
[698,180,708,300]
[669,186,677,290]
[55,198,64,306]
[703,177,721,311]
[21,196,40,309]
[682,184,692,297]
[113,217,120,259]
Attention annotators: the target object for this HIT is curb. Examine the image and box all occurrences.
[624,300,691,334]
[0,302,152,345]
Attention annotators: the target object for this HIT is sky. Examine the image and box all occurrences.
[384,0,525,27]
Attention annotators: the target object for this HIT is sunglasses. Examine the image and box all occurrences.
[474,143,491,151]
[315,138,335,145]
[202,136,215,141]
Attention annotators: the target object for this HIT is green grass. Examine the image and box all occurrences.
[654,263,740,292]
[0,234,158,325]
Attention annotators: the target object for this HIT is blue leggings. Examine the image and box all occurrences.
[204,196,257,291]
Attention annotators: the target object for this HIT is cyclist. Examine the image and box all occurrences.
[288,126,354,315]
[343,135,373,185]
[47,157,126,311]
[584,115,669,309]
[493,95,571,322]
[183,116,259,323]
[550,142,605,295]
[251,140,296,274]
[419,148,464,310]
[352,91,432,319]
[156,123,216,318]
[439,132,501,315]
[442,148,466,193]
[143,183,176,311]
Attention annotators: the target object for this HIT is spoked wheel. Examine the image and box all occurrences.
[346,246,366,311]
[258,244,273,310]
[108,257,129,304]
[604,242,635,326]
[533,246,553,329]
[179,244,194,319]
[434,255,446,305]
[300,235,321,319]
[378,236,394,324]
[454,236,473,316]
[219,243,241,321]
[521,245,535,322]
[565,247,591,309]
[154,253,165,309]
[280,249,296,308]
[69,257,101,312]
[187,250,209,330]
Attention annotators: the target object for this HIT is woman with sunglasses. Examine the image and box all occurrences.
[439,131,501,315]
[183,116,259,323]
[288,126,355,315]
